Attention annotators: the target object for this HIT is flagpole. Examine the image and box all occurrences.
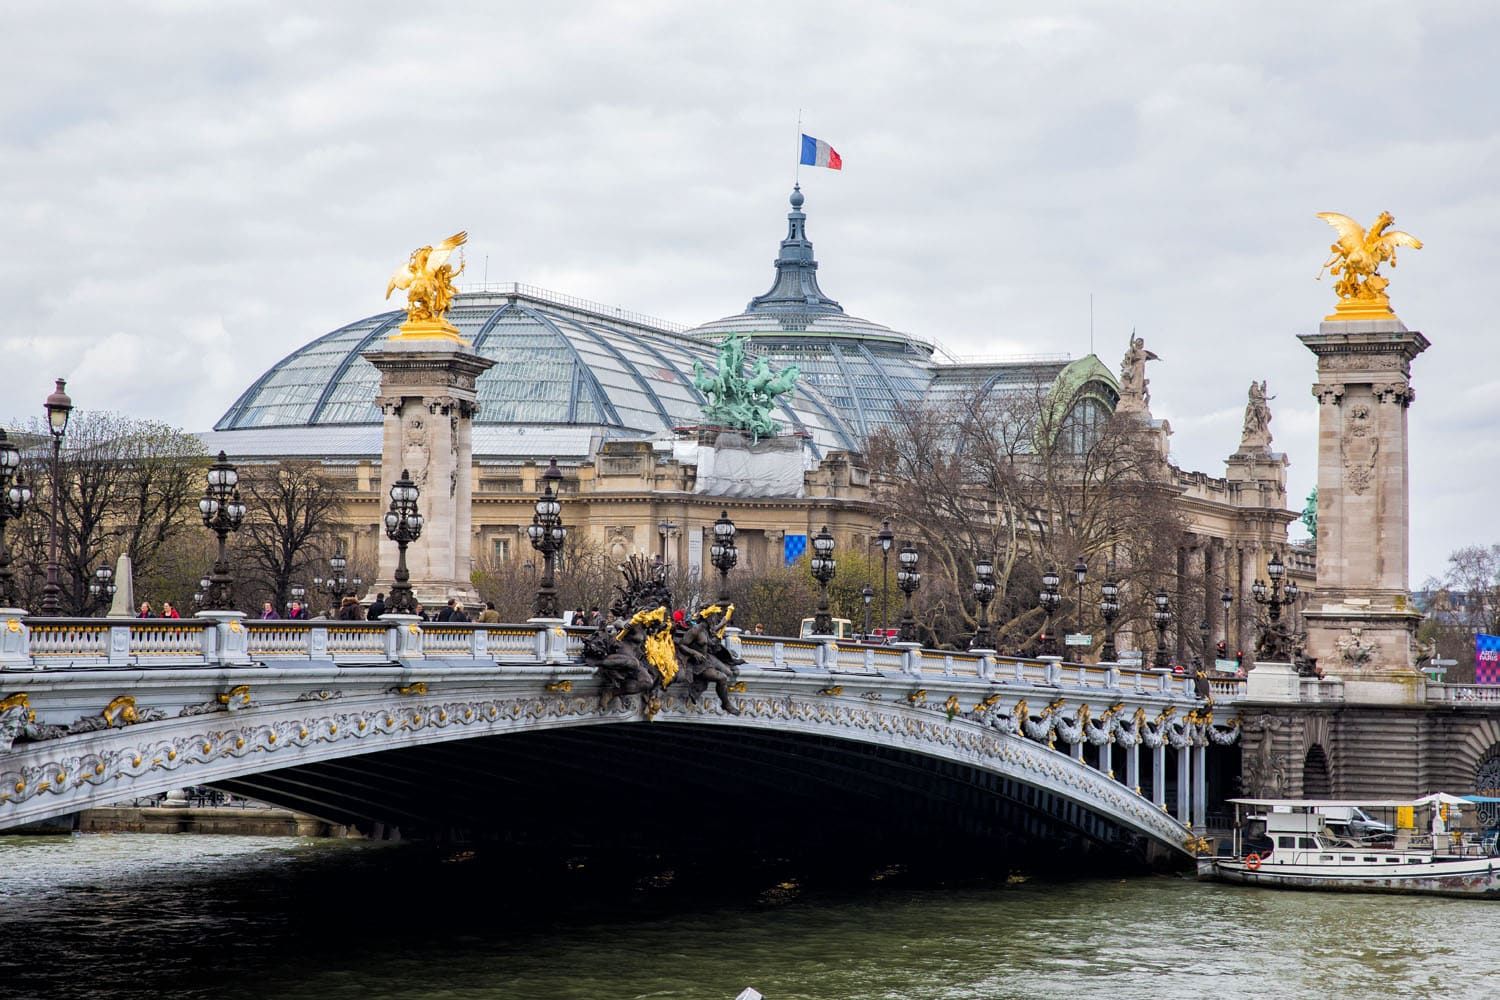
[795,108,803,186]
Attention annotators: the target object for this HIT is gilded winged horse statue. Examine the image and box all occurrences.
[385,231,467,337]
[1316,211,1422,320]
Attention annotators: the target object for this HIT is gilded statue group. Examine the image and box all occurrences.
[583,555,745,714]
[691,333,800,441]
[1316,211,1422,312]
[386,231,468,333]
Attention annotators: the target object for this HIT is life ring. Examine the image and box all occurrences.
[1245,853,1263,871]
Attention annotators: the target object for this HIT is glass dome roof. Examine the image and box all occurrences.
[685,186,937,439]
[215,288,860,457]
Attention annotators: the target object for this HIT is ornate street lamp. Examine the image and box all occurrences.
[1038,566,1061,657]
[0,430,32,608]
[88,564,116,614]
[39,378,73,615]
[314,544,361,612]
[383,468,424,615]
[861,584,875,639]
[877,518,894,634]
[527,457,566,619]
[709,509,738,603]
[971,554,997,651]
[1152,588,1173,671]
[1099,571,1121,662]
[1072,555,1088,640]
[1221,585,1233,649]
[198,451,246,611]
[809,524,837,635]
[896,542,921,643]
[289,582,306,609]
[1252,551,1300,660]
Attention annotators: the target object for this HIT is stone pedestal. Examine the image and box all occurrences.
[363,339,495,610]
[0,609,32,670]
[1298,318,1428,688]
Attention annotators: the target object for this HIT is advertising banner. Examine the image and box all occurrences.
[1476,633,1500,685]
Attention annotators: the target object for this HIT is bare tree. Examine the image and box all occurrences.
[232,461,342,613]
[1418,543,1500,682]
[866,377,1185,656]
[9,413,207,614]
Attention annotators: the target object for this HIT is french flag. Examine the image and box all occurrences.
[799,133,842,170]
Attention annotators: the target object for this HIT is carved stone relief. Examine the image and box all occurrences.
[1342,403,1377,495]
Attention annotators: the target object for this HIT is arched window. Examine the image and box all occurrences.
[1060,395,1110,454]
[1475,747,1500,829]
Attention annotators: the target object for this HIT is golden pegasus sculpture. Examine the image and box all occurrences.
[1316,211,1422,321]
[385,230,468,339]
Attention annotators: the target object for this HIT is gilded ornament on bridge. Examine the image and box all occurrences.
[385,231,468,340]
[1316,211,1422,321]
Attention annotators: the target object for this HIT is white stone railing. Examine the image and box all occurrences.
[0,613,1241,705]
[27,621,112,660]
[1429,684,1500,704]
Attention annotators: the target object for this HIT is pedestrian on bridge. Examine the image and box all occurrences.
[367,593,386,620]
[478,601,500,623]
[260,602,278,620]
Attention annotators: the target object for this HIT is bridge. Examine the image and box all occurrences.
[0,613,1243,864]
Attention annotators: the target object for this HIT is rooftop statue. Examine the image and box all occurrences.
[1240,379,1274,450]
[1116,334,1158,414]
[1316,211,1422,321]
[691,333,800,441]
[385,231,468,338]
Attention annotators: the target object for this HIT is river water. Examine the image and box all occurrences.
[0,833,1488,1000]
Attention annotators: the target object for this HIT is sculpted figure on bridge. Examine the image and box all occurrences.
[584,556,744,714]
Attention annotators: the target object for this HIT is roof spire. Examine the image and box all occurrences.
[745,186,843,316]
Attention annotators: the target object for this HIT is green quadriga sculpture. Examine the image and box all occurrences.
[691,333,800,442]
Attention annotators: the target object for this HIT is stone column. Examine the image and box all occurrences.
[1192,743,1208,832]
[1298,320,1428,697]
[1126,741,1141,795]
[364,338,496,609]
[1152,744,1167,809]
[1176,744,1192,824]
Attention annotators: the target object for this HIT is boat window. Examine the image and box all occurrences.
[1363,856,1377,862]
[1278,836,1296,849]
[1341,855,1356,861]
[1298,838,1316,849]
[1385,857,1399,863]
[1320,855,1334,861]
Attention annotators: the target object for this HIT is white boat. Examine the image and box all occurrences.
[1198,795,1500,898]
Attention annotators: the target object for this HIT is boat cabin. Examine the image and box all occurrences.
[1229,797,1499,867]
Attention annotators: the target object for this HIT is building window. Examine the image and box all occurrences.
[492,538,511,562]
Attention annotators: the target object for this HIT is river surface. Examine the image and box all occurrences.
[0,833,1489,1000]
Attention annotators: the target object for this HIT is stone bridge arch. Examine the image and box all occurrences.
[0,684,1199,864]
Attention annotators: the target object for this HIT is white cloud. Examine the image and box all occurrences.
[2,1,1496,581]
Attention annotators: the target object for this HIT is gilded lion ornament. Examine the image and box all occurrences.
[1316,211,1422,321]
[385,231,468,338]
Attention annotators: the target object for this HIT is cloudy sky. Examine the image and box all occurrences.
[3,1,1496,582]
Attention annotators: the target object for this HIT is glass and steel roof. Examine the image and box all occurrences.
[214,288,860,457]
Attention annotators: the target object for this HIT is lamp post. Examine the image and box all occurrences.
[971,554,996,651]
[1099,572,1120,662]
[1152,588,1173,671]
[1251,551,1300,660]
[39,378,73,615]
[809,525,836,636]
[198,451,246,611]
[314,545,361,613]
[1221,585,1233,653]
[709,509,738,603]
[0,430,31,608]
[877,519,894,634]
[896,542,921,643]
[1072,555,1088,641]
[527,457,566,620]
[1038,566,1061,657]
[88,564,116,615]
[383,468,424,615]
[861,584,874,639]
